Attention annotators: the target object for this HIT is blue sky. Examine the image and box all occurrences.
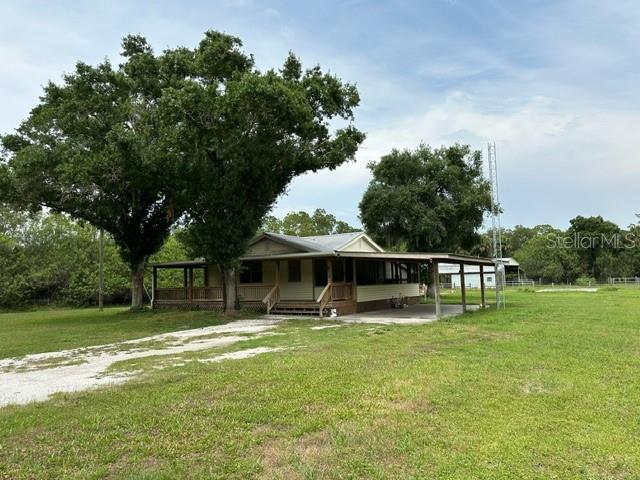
[1,0,639,230]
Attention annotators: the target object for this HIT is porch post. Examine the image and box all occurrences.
[275,260,280,286]
[352,258,358,302]
[188,267,194,301]
[460,264,467,313]
[183,267,188,301]
[326,258,333,284]
[480,264,486,308]
[151,266,157,309]
[432,260,441,319]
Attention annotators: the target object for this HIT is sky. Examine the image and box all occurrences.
[1,0,639,230]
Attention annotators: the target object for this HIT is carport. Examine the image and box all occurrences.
[341,303,482,324]
[337,252,495,319]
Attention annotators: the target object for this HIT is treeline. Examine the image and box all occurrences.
[0,208,189,308]
[473,216,640,283]
[0,207,358,308]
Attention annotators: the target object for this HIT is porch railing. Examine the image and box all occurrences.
[262,285,280,314]
[331,283,353,301]
[238,285,273,301]
[155,285,273,302]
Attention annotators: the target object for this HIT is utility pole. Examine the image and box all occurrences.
[98,228,104,311]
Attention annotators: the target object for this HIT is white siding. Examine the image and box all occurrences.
[313,286,326,301]
[280,260,315,300]
[340,236,381,253]
[356,284,420,302]
[244,238,301,257]
[450,273,495,289]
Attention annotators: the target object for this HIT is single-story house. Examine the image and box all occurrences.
[439,257,525,288]
[151,231,494,317]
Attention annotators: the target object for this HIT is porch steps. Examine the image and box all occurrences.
[270,302,325,316]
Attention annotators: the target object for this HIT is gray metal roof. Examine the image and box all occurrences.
[260,231,366,252]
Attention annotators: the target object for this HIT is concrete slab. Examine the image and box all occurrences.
[340,303,480,325]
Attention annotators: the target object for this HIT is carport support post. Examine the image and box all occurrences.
[460,264,467,313]
[432,260,441,318]
[480,265,486,308]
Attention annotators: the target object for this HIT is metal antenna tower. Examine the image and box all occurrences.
[487,142,505,309]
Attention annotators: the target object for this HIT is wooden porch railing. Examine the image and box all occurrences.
[155,286,223,301]
[155,287,187,301]
[262,285,280,314]
[316,283,333,318]
[238,285,273,301]
[331,283,353,301]
[191,286,223,301]
[315,283,354,317]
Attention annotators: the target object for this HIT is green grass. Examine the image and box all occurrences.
[0,307,245,359]
[2,290,640,478]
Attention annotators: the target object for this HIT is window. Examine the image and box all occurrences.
[356,260,420,285]
[314,259,327,286]
[486,276,493,282]
[239,261,263,284]
[331,259,345,283]
[288,260,301,282]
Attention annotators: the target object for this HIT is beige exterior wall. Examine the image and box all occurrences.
[279,259,315,300]
[244,238,301,257]
[356,284,420,302]
[261,260,277,285]
[340,236,381,253]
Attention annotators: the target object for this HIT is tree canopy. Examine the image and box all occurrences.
[170,44,364,311]
[0,34,210,307]
[262,209,359,236]
[359,144,491,252]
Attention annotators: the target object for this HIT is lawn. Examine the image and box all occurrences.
[0,307,245,359]
[2,289,640,479]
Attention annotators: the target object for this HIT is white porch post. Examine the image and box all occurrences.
[460,264,467,313]
[480,264,486,308]
[432,260,441,319]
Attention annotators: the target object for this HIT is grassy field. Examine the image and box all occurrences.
[2,289,640,478]
[0,307,249,359]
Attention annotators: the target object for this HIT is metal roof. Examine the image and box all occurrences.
[151,232,493,267]
[253,231,369,253]
[152,251,493,266]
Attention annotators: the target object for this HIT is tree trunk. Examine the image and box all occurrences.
[221,266,239,314]
[130,259,146,310]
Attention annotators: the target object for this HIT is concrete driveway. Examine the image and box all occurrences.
[340,303,480,324]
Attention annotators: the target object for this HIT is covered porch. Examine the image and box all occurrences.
[151,253,494,318]
[150,258,356,315]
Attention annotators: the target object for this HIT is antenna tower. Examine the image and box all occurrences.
[487,142,505,309]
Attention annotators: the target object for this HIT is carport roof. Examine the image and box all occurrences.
[152,251,494,267]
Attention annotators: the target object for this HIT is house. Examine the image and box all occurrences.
[439,258,526,288]
[151,231,494,317]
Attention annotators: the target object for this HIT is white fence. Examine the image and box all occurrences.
[609,277,640,287]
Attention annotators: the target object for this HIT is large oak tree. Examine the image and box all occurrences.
[176,51,365,312]
[359,144,491,252]
[0,32,257,308]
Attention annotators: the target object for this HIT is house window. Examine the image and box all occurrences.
[288,260,301,282]
[356,260,420,285]
[314,259,327,286]
[239,261,263,284]
[486,276,493,282]
[331,259,345,283]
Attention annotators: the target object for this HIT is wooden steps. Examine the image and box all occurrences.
[270,301,324,316]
